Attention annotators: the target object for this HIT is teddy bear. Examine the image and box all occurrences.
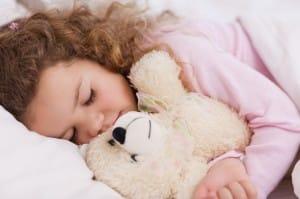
[85,50,251,199]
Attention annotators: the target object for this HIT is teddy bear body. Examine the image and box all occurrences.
[86,51,251,199]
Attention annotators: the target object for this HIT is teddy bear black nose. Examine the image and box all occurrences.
[112,127,126,144]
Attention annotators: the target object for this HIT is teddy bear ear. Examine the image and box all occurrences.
[137,92,167,113]
[128,50,186,105]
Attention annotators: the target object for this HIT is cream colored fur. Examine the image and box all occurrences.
[86,50,251,199]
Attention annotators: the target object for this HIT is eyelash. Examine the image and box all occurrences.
[84,89,96,106]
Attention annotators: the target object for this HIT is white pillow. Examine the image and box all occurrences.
[0,106,121,199]
[0,0,29,26]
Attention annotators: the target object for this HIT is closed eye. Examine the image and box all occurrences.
[84,89,95,106]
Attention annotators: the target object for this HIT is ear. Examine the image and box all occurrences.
[128,50,187,105]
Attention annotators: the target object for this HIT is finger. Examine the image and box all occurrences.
[226,182,247,199]
[207,191,218,199]
[193,185,209,199]
[217,187,233,199]
[239,180,258,199]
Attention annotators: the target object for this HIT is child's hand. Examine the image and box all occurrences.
[193,158,257,199]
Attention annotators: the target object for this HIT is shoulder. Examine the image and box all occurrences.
[151,19,245,62]
[147,22,227,94]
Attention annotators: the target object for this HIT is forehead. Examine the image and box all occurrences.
[23,62,79,137]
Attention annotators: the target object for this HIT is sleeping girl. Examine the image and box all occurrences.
[1,2,299,199]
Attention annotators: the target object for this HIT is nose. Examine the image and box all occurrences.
[112,127,126,144]
[86,112,104,137]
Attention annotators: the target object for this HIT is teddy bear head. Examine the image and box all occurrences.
[87,112,209,198]
[86,111,207,199]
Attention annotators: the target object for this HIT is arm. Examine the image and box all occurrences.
[157,30,300,198]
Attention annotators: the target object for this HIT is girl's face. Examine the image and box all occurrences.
[22,59,137,144]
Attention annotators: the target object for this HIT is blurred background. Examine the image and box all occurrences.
[1,0,300,25]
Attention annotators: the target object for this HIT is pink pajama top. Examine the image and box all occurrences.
[150,20,300,199]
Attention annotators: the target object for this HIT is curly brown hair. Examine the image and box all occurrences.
[0,2,161,121]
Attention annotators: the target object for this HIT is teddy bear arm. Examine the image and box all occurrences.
[176,158,208,199]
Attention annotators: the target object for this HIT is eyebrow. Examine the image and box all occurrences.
[74,77,82,111]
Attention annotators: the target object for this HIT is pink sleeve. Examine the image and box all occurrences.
[158,32,300,198]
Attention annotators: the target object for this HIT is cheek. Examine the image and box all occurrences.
[96,75,131,107]
[76,133,90,145]
[103,89,122,105]
[103,81,126,100]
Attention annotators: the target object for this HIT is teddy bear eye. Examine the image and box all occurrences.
[108,139,115,146]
